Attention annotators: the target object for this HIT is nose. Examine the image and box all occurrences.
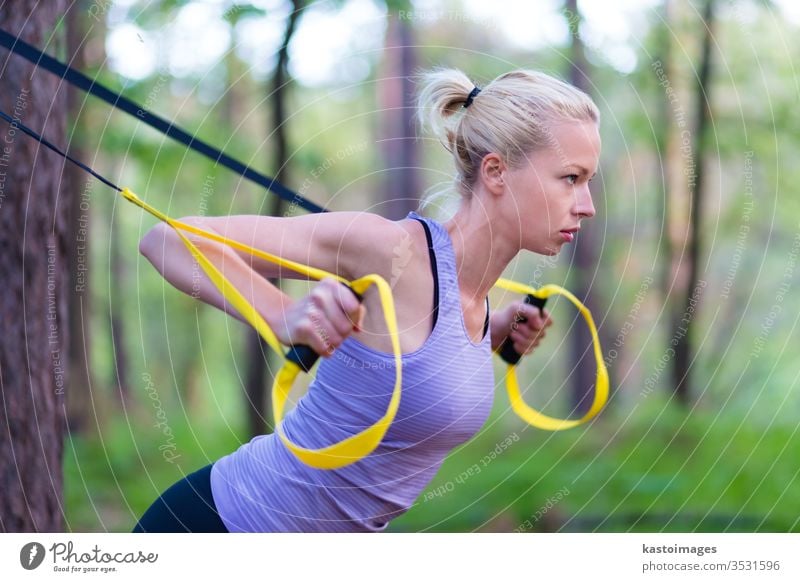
[574,184,595,219]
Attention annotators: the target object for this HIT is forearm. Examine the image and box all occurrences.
[139,222,293,331]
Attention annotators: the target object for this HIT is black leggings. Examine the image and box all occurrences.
[132,463,229,533]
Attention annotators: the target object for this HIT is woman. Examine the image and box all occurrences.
[132,67,600,532]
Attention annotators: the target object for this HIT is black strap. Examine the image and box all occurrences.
[0,108,122,192]
[410,217,439,333]
[411,217,489,340]
[483,296,490,339]
[0,28,326,215]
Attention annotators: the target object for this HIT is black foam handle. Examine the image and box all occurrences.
[498,294,548,365]
[285,282,364,373]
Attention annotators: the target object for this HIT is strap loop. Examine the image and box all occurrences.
[493,278,609,430]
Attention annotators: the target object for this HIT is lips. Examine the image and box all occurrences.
[560,227,580,242]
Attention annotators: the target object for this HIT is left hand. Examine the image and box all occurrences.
[491,301,553,356]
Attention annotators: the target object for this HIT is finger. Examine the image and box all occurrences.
[314,282,357,337]
[295,310,332,357]
[527,310,546,330]
[330,280,363,327]
[520,338,541,355]
[514,340,534,355]
[306,307,344,356]
[511,323,545,342]
[509,330,535,348]
[511,301,530,323]
[516,303,545,328]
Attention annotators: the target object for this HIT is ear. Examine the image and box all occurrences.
[479,152,507,196]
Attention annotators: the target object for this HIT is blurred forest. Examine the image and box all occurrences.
[2,0,799,533]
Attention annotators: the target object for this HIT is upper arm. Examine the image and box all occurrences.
[175,211,404,282]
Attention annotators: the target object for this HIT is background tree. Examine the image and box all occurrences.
[0,0,69,532]
[672,0,716,404]
[563,0,605,415]
[244,0,306,438]
[379,0,420,220]
[65,0,96,431]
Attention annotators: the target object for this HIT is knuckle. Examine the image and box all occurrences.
[316,340,332,357]
[341,318,357,335]
[309,291,326,309]
[306,306,322,324]
[296,320,314,338]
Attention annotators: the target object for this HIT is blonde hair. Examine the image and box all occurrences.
[414,67,599,210]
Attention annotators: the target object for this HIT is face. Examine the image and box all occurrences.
[496,120,600,255]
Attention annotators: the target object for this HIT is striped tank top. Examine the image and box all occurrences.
[210,210,495,532]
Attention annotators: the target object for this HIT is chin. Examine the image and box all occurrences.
[520,233,562,256]
[527,241,561,256]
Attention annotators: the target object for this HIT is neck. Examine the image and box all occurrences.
[443,198,519,305]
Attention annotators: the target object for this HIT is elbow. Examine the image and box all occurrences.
[139,222,170,261]
[139,217,211,260]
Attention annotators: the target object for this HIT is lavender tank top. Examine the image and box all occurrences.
[210,210,495,532]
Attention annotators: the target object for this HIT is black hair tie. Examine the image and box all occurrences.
[464,86,481,108]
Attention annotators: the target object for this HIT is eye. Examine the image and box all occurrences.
[564,174,579,185]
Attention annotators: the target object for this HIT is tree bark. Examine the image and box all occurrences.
[244,0,305,438]
[65,3,95,432]
[109,204,130,403]
[564,0,605,415]
[654,0,674,313]
[0,0,69,532]
[672,0,715,405]
[379,5,420,220]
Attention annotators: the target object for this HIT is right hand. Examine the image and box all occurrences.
[276,277,366,358]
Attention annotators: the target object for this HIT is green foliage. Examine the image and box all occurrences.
[61,0,800,533]
[389,395,800,532]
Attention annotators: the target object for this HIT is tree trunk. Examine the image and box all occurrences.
[564,0,605,416]
[109,204,130,403]
[671,0,715,405]
[65,3,95,433]
[379,5,420,220]
[244,0,305,438]
[654,0,674,312]
[0,0,69,532]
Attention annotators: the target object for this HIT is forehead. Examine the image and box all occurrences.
[539,120,601,169]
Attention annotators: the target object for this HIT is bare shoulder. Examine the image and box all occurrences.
[341,212,421,283]
[184,210,411,282]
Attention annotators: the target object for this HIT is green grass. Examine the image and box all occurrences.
[63,411,246,532]
[388,394,800,532]
[64,392,800,532]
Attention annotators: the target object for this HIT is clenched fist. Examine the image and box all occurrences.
[276,277,366,358]
[491,300,553,356]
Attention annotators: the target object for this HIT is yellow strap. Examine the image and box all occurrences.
[124,187,609,469]
[271,275,401,469]
[123,188,403,469]
[493,278,609,430]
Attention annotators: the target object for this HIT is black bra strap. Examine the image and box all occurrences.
[483,296,490,339]
[411,217,439,332]
[411,217,490,341]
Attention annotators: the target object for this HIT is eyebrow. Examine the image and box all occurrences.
[566,165,597,178]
